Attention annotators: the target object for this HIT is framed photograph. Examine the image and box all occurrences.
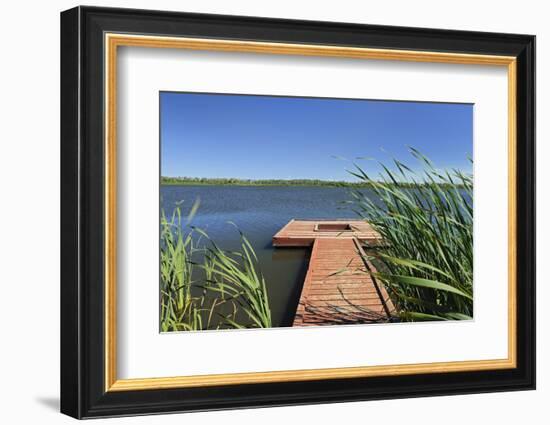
[60,6,535,419]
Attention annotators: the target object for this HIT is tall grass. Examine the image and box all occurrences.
[160,205,272,331]
[160,206,209,331]
[348,148,473,321]
[197,226,272,329]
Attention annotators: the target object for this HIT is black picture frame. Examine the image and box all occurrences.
[61,5,535,419]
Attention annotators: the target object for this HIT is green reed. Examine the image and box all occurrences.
[160,205,271,331]
[348,148,473,321]
[196,226,272,329]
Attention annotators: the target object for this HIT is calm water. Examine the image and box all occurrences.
[161,185,372,327]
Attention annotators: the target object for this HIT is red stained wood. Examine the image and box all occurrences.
[273,220,395,327]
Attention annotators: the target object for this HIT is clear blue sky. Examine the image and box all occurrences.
[160,92,473,181]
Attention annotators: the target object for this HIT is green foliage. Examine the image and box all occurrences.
[197,225,272,329]
[348,148,474,320]
[160,205,272,332]
[161,176,464,189]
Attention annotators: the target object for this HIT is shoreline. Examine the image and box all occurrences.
[160,182,372,188]
[160,181,466,189]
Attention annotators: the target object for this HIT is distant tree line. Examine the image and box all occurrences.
[160,176,464,189]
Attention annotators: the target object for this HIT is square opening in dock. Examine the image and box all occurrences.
[314,223,352,232]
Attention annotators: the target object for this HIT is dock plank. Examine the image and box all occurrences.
[292,238,395,327]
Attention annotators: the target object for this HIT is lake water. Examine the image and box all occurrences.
[161,185,372,327]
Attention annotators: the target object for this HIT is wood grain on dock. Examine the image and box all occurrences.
[273,220,395,327]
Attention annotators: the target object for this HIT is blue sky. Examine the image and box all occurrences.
[160,92,472,181]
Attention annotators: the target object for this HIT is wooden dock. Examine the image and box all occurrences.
[273,220,395,327]
[273,219,381,247]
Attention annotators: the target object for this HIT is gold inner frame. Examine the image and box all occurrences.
[104,33,518,392]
